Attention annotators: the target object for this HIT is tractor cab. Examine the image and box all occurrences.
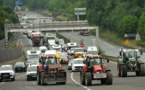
[85,55,102,66]
[119,49,139,63]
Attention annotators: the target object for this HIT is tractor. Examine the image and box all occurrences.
[80,55,113,86]
[37,55,67,85]
[117,49,145,77]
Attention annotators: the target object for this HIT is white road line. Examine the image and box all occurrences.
[71,72,91,90]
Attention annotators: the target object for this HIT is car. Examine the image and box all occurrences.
[79,31,90,36]
[0,65,15,81]
[26,64,37,81]
[14,61,27,72]
[67,47,75,55]
[50,44,62,53]
[39,46,47,55]
[74,47,85,58]
[59,52,69,64]
[68,58,85,71]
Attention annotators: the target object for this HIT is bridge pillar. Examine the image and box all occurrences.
[96,26,99,48]
[4,24,9,48]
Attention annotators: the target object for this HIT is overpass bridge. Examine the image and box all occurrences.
[4,20,98,47]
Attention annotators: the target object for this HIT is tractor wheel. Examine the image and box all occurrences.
[80,72,85,85]
[136,71,140,76]
[140,64,145,76]
[41,72,45,85]
[85,72,92,86]
[37,72,41,85]
[106,71,113,85]
[121,65,127,77]
[117,64,121,77]
[101,79,106,84]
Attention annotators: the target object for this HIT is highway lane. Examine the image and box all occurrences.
[59,32,145,62]
[1,33,145,90]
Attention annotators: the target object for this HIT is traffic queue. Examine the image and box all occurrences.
[0,32,114,86]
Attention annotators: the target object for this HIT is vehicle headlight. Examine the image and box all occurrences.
[10,72,14,75]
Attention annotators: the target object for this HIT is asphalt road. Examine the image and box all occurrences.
[0,12,145,90]
[59,32,145,62]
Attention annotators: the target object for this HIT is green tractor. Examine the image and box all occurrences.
[117,49,145,77]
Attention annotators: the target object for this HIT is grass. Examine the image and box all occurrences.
[42,10,52,16]
[56,15,70,21]
[90,29,143,50]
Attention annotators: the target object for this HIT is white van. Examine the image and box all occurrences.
[87,46,98,51]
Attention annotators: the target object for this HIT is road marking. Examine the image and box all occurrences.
[71,72,91,90]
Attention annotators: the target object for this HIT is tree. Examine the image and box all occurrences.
[117,15,138,36]
[137,12,145,41]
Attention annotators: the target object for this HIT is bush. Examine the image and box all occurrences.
[136,41,145,47]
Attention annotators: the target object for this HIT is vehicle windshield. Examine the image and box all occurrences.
[32,37,40,41]
[0,67,13,71]
[45,58,57,64]
[75,48,84,52]
[73,60,83,64]
[89,58,101,67]
[68,46,77,50]
[28,55,39,59]
[27,59,39,64]
[15,62,24,66]
[125,51,137,58]
[87,51,98,55]
[27,66,37,71]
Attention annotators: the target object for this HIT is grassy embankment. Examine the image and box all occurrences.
[90,29,145,51]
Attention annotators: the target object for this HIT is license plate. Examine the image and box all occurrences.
[94,73,106,78]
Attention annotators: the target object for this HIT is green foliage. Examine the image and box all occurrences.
[117,15,138,36]
[137,12,145,41]
[0,5,19,40]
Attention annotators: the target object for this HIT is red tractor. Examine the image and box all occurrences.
[37,55,67,85]
[80,55,113,86]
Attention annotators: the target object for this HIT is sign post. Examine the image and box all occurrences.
[74,8,86,21]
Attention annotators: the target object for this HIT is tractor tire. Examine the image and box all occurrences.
[101,79,106,84]
[80,72,85,85]
[37,73,41,85]
[140,64,145,76]
[136,71,140,76]
[106,71,113,85]
[85,72,92,86]
[121,65,127,77]
[41,73,45,85]
[117,64,121,77]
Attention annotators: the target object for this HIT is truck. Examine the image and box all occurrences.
[42,33,57,48]
[31,32,41,46]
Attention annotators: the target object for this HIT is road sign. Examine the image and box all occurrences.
[136,33,140,40]
[125,39,129,45]
[74,8,86,15]
[15,0,23,6]
[80,43,84,47]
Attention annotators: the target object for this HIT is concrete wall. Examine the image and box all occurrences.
[0,47,22,61]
